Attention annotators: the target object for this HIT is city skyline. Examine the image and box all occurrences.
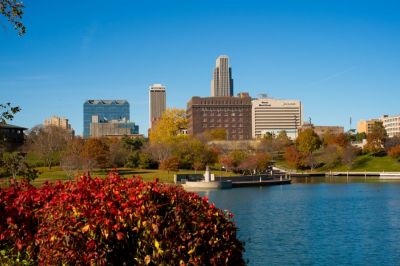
[2,0,400,135]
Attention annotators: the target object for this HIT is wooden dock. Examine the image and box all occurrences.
[231,178,291,188]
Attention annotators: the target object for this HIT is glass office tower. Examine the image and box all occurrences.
[83,100,131,138]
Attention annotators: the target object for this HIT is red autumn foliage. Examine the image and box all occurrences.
[0,173,244,265]
[388,144,400,159]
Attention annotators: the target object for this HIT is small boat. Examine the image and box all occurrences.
[379,173,400,179]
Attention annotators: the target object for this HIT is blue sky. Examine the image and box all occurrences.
[1,0,400,136]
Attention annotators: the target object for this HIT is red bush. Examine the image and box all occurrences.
[0,173,244,265]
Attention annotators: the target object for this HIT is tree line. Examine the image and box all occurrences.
[2,107,400,183]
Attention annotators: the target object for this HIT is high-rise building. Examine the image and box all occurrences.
[187,93,252,140]
[211,55,234,97]
[252,97,303,139]
[83,100,135,138]
[149,84,166,129]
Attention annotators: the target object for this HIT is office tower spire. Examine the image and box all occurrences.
[211,55,234,97]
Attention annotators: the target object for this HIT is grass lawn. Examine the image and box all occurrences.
[1,167,236,186]
[277,154,400,173]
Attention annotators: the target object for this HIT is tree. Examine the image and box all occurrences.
[27,125,70,169]
[384,136,400,152]
[204,128,227,141]
[108,139,130,167]
[238,152,272,174]
[388,144,400,160]
[364,122,387,154]
[341,145,359,168]
[0,103,21,162]
[2,152,25,180]
[149,108,188,144]
[159,156,179,173]
[138,152,157,169]
[258,131,291,160]
[296,128,321,154]
[0,0,25,35]
[81,138,110,171]
[0,102,21,124]
[320,145,341,168]
[284,145,303,169]
[276,130,292,147]
[122,136,145,152]
[1,152,38,183]
[60,138,84,179]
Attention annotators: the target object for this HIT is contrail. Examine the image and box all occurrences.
[305,66,357,87]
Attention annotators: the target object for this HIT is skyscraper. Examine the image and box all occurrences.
[149,84,166,129]
[211,55,234,97]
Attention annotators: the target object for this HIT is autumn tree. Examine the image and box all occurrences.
[204,128,227,141]
[322,132,349,149]
[149,108,188,144]
[384,136,400,152]
[296,128,321,154]
[159,156,180,173]
[0,0,25,35]
[27,125,70,169]
[81,138,110,172]
[284,145,303,169]
[238,152,272,174]
[257,131,292,160]
[388,144,400,160]
[364,122,387,154]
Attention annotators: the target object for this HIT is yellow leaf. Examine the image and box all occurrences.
[81,224,90,233]
[188,247,195,255]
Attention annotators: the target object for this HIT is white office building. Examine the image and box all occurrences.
[382,114,400,138]
[252,97,303,139]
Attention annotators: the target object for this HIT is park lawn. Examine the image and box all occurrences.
[331,154,400,172]
[23,167,236,186]
[277,154,400,173]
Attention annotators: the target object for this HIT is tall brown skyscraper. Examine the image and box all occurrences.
[149,84,166,129]
[211,55,234,97]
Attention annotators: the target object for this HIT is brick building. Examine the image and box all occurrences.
[187,93,252,140]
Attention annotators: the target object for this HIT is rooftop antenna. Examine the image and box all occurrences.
[349,116,352,132]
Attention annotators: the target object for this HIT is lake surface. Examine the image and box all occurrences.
[199,178,400,265]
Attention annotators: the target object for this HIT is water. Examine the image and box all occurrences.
[198,178,400,265]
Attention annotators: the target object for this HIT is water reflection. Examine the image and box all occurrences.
[196,181,400,265]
